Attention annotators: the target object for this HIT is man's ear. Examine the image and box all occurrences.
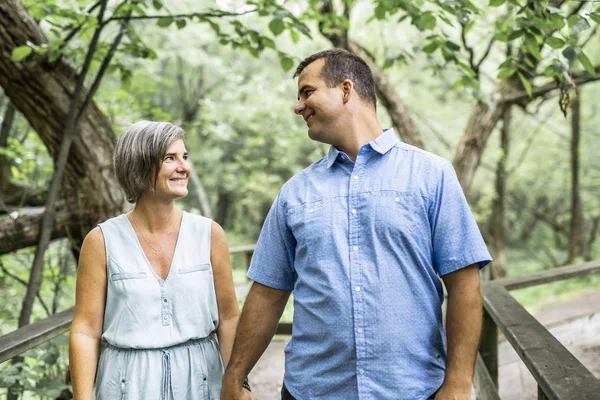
[341,79,353,104]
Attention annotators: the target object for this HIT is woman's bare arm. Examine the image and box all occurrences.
[211,221,240,368]
[69,227,107,400]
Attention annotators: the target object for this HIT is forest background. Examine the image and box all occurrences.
[0,0,599,398]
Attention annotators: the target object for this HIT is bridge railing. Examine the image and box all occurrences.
[0,245,292,365]
[2,252,599,399]
[475,260,600,400]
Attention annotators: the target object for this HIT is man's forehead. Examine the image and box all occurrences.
[297,59,325,87]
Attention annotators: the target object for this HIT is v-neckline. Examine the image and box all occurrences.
[124,211,185,282]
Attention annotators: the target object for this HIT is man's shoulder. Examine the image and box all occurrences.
[393,142,450,166]
[279,156,328,195]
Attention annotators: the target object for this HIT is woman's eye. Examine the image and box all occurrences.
[165,156,174,161]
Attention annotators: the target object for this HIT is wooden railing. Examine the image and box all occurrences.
[475,260,600,400]
[2,253,599,399]
[0,244,292,365]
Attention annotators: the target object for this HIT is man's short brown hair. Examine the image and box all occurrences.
[293,49,376,109]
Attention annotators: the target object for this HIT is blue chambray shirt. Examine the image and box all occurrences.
[248,128,492,400]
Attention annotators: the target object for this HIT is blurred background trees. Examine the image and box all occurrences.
[1,0,599,397]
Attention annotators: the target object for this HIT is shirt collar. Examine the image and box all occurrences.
[369,128,399,155]
[326,128,399,168]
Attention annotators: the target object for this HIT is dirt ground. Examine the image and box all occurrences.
[247,290,600,400]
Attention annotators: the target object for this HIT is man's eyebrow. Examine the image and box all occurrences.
[297,85,314,99]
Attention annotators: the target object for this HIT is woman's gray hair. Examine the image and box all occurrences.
[114,121,185,203]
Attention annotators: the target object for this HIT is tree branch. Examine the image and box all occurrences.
[502,67,600,104]
[17,0,110,330]
[104,9,257,24]
[460,20,477,76]
[0,260,50,317]
[475,36,495,71]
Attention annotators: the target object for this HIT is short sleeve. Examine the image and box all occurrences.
[429,161,492,276]
[247,191,297,290]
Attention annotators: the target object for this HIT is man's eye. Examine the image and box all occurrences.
[305,90,313,96]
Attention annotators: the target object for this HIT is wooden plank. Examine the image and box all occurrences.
[474,353,501,400]
[482,283,600,400]
[0,308,73,364]
[275,323,292,335]
[479,309,498,387]
[229,244,257,254]
[495,261,600,291]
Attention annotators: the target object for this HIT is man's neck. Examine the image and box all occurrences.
[333,113,382,162]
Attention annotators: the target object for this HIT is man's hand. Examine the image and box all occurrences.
[434,384,471,400]
[221,385,256,400]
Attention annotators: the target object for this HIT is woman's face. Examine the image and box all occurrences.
[153,139,190,200]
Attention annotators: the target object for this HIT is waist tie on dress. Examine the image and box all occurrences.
[101,332,218,400]
[161,350,171,400]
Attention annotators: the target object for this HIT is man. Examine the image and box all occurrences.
[222,49,491,400]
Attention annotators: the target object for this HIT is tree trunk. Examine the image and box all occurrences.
[568,92,586,262]
[0,101,15,190]
[0,0,125,242]
[490,108,510,279]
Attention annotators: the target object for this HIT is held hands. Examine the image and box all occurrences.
[433,384,472,400]
[220,385,256,400]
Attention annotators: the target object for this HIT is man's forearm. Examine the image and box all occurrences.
[222,282,291,392]
[443,286,483,390]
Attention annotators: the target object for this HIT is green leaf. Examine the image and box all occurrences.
[156,16,173,27]
[176,19,186,29]
[262,37,276,49]
[289,30,300,44]
[269,18,284,36]
[152,0,163,10]
[545,36,565,49]
[374,4,386,20]
[280,57,294,71]
[11,46,32,62]
[562,46,581,61]
[464,20,475,35]
[422,41,439,54]
[419,12,436,30]
[494,32,508,41]
[590,12,600,25]
[444,40,461,51]
[577,51,595,76]
[383,58,394,69]
[490,0,505,7]
[567,14,580,28]
[496,67,517,80]
[549,14,565,30]
[507,30,524,40]
[572,17,591,33]
[517,72,532,97]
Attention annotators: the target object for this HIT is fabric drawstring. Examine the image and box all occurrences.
[161,350,172,400]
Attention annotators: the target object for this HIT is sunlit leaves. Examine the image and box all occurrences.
[268,18,284,36]
[545,37,565,49]
[490,0,505,7]
[517,72,532,97]
[577,52,595,76]
[11,46,33,62]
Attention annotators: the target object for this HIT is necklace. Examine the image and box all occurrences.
[131,213,179,256]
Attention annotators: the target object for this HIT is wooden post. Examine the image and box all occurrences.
[245,250,253,271]
[537,385,549,400]
[479,308,498,388]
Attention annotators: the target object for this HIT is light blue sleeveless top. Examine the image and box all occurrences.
[95,212,223,400]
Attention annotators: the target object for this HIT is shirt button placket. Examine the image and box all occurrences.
[160,282,170,326]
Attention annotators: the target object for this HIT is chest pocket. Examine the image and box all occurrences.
[371,190,424,238]
[178,263,211,274]
[287,199,333,248]
[110,272,147,281]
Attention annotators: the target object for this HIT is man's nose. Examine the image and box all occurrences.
[294,100,305,115]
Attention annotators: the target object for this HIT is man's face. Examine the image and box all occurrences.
[294,59,344,144]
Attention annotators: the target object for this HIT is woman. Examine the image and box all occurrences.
[69,121,240,400]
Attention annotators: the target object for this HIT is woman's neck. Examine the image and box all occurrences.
[129,195,181,233]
